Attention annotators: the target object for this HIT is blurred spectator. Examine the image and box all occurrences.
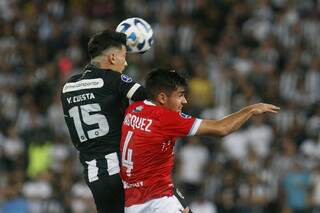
[281,160,311,213]
[245,116,274,158]
[188,63,214,110]
[272,136,298,180]
[241,147,263,174]
[177,137,209,202]
[305,59,320,104]
[237,172,270,213]
[70,179,96,213]
[310,165,320,212]
[47,92,69,138]
[190,193,217,213]
[1,178,28,213]
[1,125,25,170]
[22,170,63,212]
[215,171,239,212]
[222,130,248,160]
[27,139,52,178]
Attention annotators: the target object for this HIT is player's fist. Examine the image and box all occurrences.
[249,103,280,115]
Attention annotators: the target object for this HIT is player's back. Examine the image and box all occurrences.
[61,64,136,156]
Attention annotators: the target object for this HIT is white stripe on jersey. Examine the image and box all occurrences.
[188,118,202,136]
[62,78,104,93]
[126,83,141,99]
[105,152,120,176]
[85,159,99,182]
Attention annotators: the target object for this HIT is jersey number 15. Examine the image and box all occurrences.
[68,103,109,142]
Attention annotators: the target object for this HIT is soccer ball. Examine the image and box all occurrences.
[116,17,154,53]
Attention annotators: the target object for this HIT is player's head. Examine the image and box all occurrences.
[88,29,127,72]
[145,68,188,112]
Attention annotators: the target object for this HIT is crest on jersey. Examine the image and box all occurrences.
[179,112,191,119]
[133,105,144,112]
[121,74,133,83]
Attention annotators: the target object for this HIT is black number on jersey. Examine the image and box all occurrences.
[68,103,109,142]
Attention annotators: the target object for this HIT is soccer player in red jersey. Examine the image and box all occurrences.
[120,68,280,213]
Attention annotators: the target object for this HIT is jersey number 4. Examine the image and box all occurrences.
[122,131,134,176]
[68,103,109,142]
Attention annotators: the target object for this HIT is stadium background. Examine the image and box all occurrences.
[0,0,319,212]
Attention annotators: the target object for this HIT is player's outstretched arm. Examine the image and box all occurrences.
[196,103,280,136]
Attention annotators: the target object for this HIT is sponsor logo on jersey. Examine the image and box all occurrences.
[179,112,191,119]
[62,78,104,93]
[133,105,143,112]
[121,74,133,83]
[123,181,144,189]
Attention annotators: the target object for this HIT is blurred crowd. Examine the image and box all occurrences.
[0,0,319,212]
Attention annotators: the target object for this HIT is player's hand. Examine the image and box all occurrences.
[180,207,189,213]
[249,103,280,115]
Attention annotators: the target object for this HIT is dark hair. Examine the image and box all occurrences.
[145,68,188,100]
[88,29,127,59]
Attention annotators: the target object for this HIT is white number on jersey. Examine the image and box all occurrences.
[122,131,134,176]
[68,103,109,142]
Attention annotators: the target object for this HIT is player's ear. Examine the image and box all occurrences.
[108,53,116,65]
[156,92,167,105]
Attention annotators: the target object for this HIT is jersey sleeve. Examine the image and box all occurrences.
[159,110,202,137]
[118,74,147,101]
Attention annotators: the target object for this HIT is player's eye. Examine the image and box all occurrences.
[179,93,185,97]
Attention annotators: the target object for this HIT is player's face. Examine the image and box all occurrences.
[165,87,187,112]
[114,45,127,72]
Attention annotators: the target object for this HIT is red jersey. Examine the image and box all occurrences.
[120,100,202,207]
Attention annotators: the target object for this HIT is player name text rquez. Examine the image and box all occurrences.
[123,113,152,132]
[67,93,95,104]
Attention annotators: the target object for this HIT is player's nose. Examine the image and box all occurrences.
[182,97,187,104]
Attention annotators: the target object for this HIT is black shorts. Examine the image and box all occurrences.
[85,172,124,213]
[81,152,124,213]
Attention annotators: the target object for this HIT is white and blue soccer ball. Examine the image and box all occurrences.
[116,17,154,53]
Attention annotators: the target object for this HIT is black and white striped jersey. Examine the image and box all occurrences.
[60,64,146,156]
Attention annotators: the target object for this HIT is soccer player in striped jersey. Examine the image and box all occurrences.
[61,30,146,213]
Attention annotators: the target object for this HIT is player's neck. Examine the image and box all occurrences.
[148,99,162,107]
[91,60,102,68]
[90,60,121,73]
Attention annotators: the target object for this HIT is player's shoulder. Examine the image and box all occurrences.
[100,69,136,85]
[64,73,82,84]
[127,100,145,112]
[128,100,167,118]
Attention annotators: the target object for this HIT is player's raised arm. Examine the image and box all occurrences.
[196,103,280,136]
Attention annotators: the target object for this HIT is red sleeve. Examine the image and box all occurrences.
[159,110,202,137]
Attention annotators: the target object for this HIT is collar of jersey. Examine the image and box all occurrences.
[86,64,115,73]
[144,100,156,106]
